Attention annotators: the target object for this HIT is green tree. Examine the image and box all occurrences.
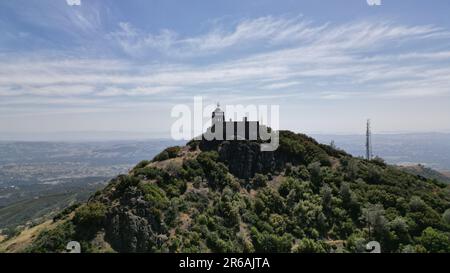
[252,174,268,189]
[362,204,388,240]
[387,217,411,251]
[293,238,328,253]
[251,227,293,253]
[73,202,106,229]
[417,227,450,253]
[443,209,450,225]
[320,185,333,213]
[339,182,352,204]
[367,166,382,184]
[308,162,322,189]
[409,196,427,212]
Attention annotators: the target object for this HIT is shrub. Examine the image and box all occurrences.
[409,196,427,212]
[72,202,106,239]
[255,188,286,215]
[115,175,140,193]
[366,166,383,184]
[134,160,151,170]
[251,227,293,253]
[371,156,386,167]
[321,185,333,212]
[153,150,169,162]
[345,159,359,179]
[278,135,306,164]
[187,140,199,151]
[293,238,328,253]
[443,209,450,225]
[53,203,81,221]
[1,226,22,239]
[339,183,352,204]
[387,217,411,248]
[417,227,450,253]
[308,162,322,188]
[346,232,367,253]
[291,165,310,181]
[134,166,164,180]
[182,159,204,180]
[252,174,268,189]
[158,178,187,198]
[197,151,231,190]
[139,182,169,208]
[362,204,388,239]
[73,203,106,228]
[153,146,181,162]
[316,153,331,167]
[26,221,76,253]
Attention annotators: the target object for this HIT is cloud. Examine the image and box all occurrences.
[109,17,447,60]
[1,84,95,97]
[262,81,302,90]
[66,0,81,6]
[96,86,180,97]
[109,16,329,58]
[109,22,178,57]
[1,16,450,113]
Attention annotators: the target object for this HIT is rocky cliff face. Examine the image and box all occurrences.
[104,187,158,252]
[218,141,277,179]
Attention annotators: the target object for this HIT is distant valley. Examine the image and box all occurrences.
[0,140,184,231]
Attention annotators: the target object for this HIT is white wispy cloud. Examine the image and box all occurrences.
[262,81,302,90]
[109,17,448,59]
[109,16,330,58]
[2,15,450,113]
[96,86,180,97]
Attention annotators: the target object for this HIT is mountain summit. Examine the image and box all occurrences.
[9,131,450,253]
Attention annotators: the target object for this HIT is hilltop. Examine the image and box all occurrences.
[3,130,450,253]
[397,164,450,184]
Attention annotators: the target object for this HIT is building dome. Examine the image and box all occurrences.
[212,102,224,124]
[213,103,223,113]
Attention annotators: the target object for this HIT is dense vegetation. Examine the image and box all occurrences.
[25,131,450,253]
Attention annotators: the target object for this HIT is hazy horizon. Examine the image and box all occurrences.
[2,129,450,142]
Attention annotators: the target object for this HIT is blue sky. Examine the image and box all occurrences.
[1,0,450,139]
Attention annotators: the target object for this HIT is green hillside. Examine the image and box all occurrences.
[18,131,450,253]
[0,180,105,233]
[398,164,450,184]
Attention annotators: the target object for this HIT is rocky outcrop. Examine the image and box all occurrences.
[103,186,166,252]
[218,141,277,179]
[105,209,154,252]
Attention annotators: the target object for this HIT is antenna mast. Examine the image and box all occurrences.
[366,119,373,160]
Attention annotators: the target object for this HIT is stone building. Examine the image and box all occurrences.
[205,103,266,141]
